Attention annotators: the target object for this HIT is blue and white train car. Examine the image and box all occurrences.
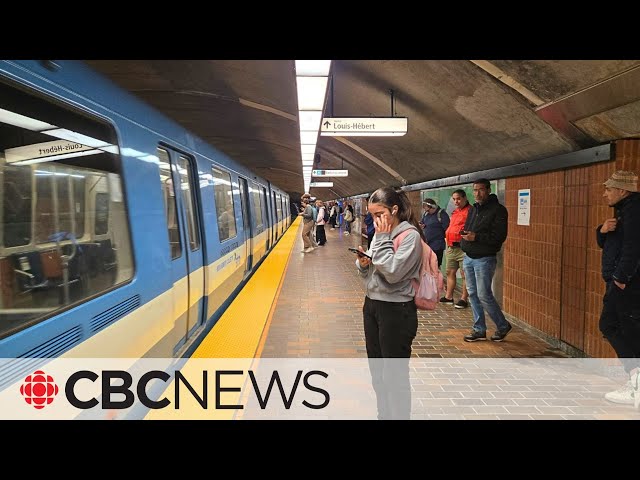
[0,60,291,360]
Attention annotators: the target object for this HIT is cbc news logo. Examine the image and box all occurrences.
[19,370,59,409]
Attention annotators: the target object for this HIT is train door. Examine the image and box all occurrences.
[238,177,252,276]
[158,147,205,353]
[272,192,279,242]
[263,187,270,251]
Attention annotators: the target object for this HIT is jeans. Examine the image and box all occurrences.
[462,255,509,334]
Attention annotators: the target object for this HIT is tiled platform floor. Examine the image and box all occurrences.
[260,220,566,359]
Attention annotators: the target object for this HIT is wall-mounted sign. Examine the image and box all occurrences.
[518,189,530,226]
[309,182,334,187]
[312,169,348,177]
[320,117,408,136]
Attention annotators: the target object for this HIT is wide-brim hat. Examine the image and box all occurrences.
[604,170,638,192]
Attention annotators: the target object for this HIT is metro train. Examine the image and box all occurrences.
[0,60,292,361]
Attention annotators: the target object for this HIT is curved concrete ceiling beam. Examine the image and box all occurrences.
[469,61,545,107]
[330,137,407,185]
[175,90,298,121]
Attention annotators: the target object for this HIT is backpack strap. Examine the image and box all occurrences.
[437,208,442,223]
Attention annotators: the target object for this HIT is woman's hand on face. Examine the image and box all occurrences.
[374,212,392,234]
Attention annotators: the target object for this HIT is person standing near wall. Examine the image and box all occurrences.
[460,179,512,342]
[597,170,640,408]
[442,189,470,308]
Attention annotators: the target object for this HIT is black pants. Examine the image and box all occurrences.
[599,280,640,373]
[363,296,418,419]
[434,249,444,267]
[316,225,326,245]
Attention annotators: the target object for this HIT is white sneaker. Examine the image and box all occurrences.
[344,232,350,236]
[303,247,314,253]
[604,380,634,405]
[632,371,640,410]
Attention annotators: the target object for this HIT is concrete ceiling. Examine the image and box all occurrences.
[85,60,640,200]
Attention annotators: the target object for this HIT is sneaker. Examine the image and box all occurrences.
[439,296,454,304]
[490,323,513,342]
[344,232,350,236]
[303,247,314,253]
[632,371,640,410]
[454,299,469,309]
[463,330,487,342]
[604,380,635,405]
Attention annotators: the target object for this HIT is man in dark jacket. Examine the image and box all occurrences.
[597,170,640,408]
[460,179,512,342]
[419,198,450,267]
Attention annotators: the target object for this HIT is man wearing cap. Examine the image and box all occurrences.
[597,170,640,408]
[419,198,450,268]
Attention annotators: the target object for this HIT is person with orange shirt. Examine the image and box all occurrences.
[441,189,470,309]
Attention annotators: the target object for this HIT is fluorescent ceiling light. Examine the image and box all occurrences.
[301,144,316,155]
[44,128,111,149]
[300,131,318,144]
[296,77,328,110]
[302,160,314,166]
[0,108,56,131]
[298,110,322,131]
[295,60,331,76]
[301,153,314,161]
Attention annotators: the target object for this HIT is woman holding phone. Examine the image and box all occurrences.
[355,187,424,419]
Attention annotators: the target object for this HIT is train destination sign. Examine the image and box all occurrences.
[312,169,348,177]
[320,117,408,136]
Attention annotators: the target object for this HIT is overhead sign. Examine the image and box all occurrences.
[312,169,348,177]
[320,117,408,136]
[309,182,333,187]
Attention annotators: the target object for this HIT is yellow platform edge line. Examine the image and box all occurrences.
[192,216,301,359]
[145,218,301,420]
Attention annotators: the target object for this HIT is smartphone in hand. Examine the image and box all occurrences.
[348,247,372,259]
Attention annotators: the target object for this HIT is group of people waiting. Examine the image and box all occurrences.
[298,194,355,253]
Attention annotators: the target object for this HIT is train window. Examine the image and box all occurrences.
[0,79,134,339]
[157,148,181,259]
[251,184,263,228]
[177,155,200,252]
[95,192,109,235]
[212,167,237,242]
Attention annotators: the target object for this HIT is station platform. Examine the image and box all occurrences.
[165,218,640,420]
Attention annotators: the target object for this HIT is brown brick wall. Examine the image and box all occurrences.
[503,139,639,357]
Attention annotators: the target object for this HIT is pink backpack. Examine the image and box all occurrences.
[393,230,444,310]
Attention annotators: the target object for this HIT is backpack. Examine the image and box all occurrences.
[311,205,318,222]
[392,229,444,311]
[344,209,353,222]
[323,207,329,223]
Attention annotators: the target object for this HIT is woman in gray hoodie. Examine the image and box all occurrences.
[355,187,424,419]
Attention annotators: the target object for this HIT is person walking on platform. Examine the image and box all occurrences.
[419,198,449,267]
[597,170,640,408]
[460,178,512,342]
[298,198,315,253]
[355,187,424,420]
[442,189,470,308]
